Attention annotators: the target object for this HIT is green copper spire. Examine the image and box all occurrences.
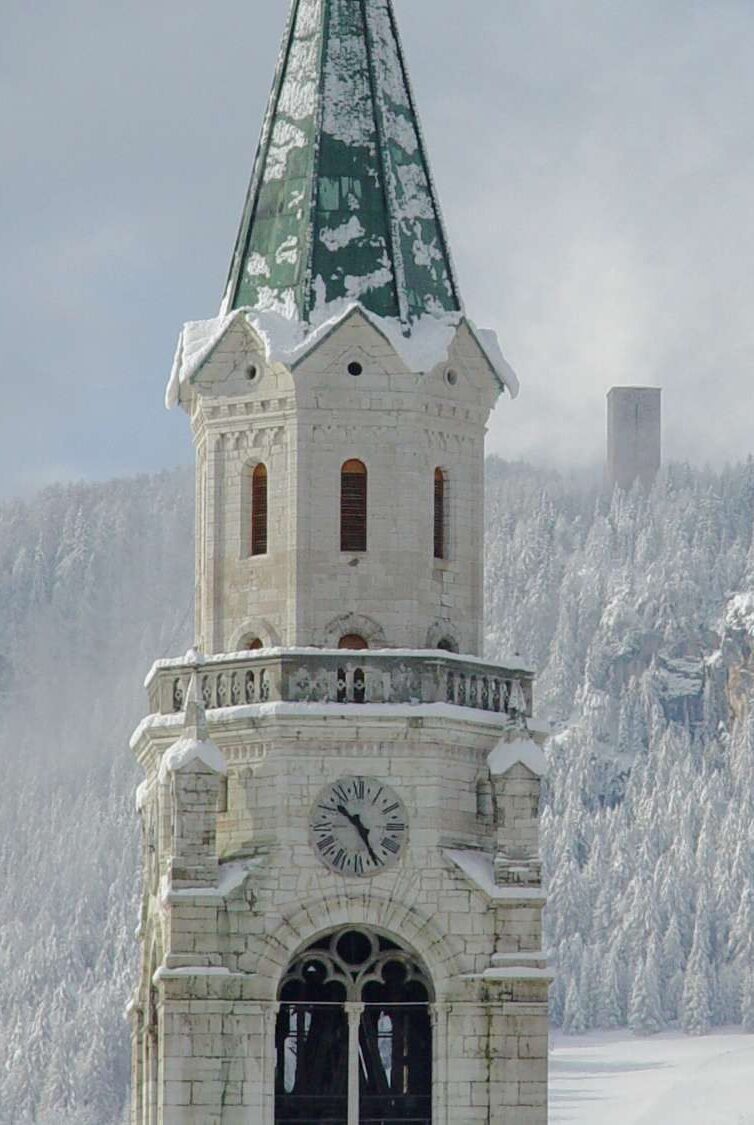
[222,0,462,328]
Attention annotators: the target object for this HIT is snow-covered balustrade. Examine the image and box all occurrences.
[146,649,533,718]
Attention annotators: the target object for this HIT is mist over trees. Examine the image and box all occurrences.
[2,457,754,1120]
[485,457,754,1038]
[0,470,194,1125]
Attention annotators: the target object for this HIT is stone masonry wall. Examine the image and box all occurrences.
[189,314,500,656]
[132,706,549,1124]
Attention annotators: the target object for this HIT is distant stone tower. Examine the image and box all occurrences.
[607,386,662,489]
[129,2,550,1123]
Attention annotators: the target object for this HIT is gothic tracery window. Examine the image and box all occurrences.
[275,927,432,1125]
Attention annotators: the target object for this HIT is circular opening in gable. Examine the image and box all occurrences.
[445,368,458,387]
[246,364,259,382]
[347,361,363,377]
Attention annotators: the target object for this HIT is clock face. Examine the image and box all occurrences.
[309,776,408,878]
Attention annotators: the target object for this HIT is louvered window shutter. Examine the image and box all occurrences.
[434,469,446,559]
[341,460,367,552]
[251,464,268,556]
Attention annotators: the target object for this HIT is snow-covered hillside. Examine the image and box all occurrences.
[485,458,754,1038]
[0,470,194,1125]
[2,458,754,1121]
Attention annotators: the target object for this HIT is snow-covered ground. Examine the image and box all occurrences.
[550,1030,754,1124]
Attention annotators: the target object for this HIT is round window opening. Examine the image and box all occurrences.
[445,367,458,386]
[347,360,363,377]
[246,363,259,382]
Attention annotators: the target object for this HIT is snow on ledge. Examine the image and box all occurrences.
[131,700,516,751]
[153,965,246,982]
[444,848,546,902]
[157,734,227,783]
[488,734,546,777]
[144,645,534,688]
[476,965,554,982]
[164,303,518,408]
[160,860,261,905]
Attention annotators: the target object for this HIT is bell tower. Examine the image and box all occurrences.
[130,2,550,1123]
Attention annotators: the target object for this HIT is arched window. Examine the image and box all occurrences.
[434,468,447,560]
[275,928,432,1125]
[437,636,458,653]
[245,637,263,651]
[341,459,367,552]
[338,634,369,651]
[251,464,268,556]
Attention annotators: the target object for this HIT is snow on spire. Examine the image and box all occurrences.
[221,0,461,330]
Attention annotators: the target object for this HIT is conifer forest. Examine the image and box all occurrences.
[2,458,754,1122]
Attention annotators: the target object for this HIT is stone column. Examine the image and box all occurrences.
[430,1002,451,1125]
[345,1002,365,1125]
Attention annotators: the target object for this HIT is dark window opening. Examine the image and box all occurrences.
[275,929,432,1125]
[251,464,268,556]
[341,460,367,552]
[434,469,446,560]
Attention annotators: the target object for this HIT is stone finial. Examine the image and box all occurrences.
[183,671,209,742]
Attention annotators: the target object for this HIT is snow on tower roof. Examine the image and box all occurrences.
[488,732,546,777]
[164,304,519,408]
[221,0,461,329]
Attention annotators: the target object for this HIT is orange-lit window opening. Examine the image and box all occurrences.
[338,634,369,651]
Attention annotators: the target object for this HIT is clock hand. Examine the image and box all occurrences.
[335,805,380,865]
[351,812,381,867]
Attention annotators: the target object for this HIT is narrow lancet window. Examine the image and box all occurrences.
[251,464,268,556]
[434,468,447,559]
[341,460,367,552]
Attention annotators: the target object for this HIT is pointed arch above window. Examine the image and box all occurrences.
[341,459,367,552]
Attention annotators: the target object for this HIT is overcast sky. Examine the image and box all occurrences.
[2,0,753,498]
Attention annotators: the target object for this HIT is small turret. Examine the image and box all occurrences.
[158,673,227,889]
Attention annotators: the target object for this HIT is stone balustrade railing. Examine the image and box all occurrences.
[145,649,533,719]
